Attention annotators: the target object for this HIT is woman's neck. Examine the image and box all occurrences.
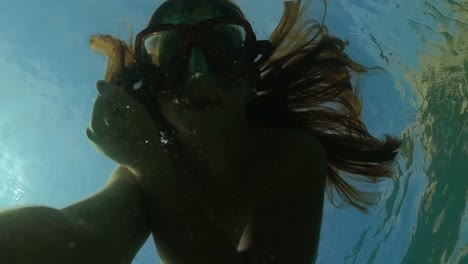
[174,118,262,194]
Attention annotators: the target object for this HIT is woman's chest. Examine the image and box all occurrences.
[179,125,289,248]
[190,169,259,248]
[194,147,282,248]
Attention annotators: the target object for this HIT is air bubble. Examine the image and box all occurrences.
[193,72,203,79]
[160,132,169,145]
[133,80,143,90]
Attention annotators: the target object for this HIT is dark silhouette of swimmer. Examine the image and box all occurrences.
[0,0,401,263]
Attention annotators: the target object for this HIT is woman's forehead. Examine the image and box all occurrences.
[150,0,243,25]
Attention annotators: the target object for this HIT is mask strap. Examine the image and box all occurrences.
[254,40,273,65]
[249,40,272,87]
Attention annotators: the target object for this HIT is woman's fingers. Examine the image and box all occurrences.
[86,127,99,143]
[96,80,108,95]
[96,80,141,115]
[90,85,140,137]
[96,81,122,102]
[91,79,158,143]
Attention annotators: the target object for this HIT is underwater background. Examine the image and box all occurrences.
[0,0,466,263]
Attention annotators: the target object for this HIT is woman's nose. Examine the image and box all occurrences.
[186,45,211,78]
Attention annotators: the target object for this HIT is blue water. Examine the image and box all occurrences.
[0,0,466,263]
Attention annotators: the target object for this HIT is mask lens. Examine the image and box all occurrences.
[142,30,184,73]
[139,22,251,82]
[202,24,248,76]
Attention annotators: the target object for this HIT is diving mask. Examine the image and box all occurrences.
[134,17,272,91]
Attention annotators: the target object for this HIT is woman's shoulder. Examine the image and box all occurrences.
[252,124,328,195]
[256,123,326,158]
[271,125,327,171]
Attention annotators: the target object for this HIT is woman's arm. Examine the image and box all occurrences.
[0,166,150,264]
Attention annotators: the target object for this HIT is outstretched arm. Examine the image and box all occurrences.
[0,166,150,264]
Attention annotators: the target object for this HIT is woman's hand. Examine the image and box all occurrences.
[87,80,164,172]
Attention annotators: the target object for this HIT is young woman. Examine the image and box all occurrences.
[0,0,401,263]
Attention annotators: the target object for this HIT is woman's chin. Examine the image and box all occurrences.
[176,121,230,139]
[160,100,246,140]
[173,113,240,140]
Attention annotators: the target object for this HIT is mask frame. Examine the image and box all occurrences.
[135,17,272,92]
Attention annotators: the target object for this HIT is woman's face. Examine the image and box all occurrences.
[153,1,254,138]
